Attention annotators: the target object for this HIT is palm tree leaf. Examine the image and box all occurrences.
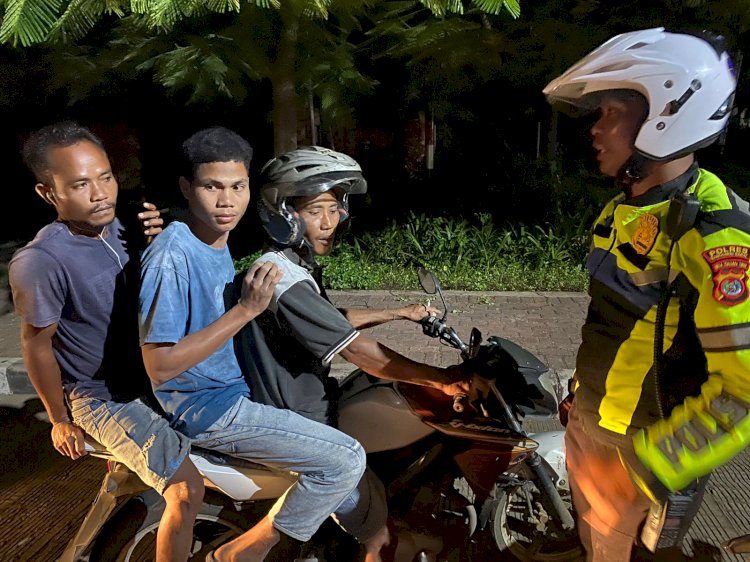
[251,0,280,8]
[133,44,233,99]
[473,0,519,17]
[418,0,463,16]
[204,0,242,13]
[134,0,203,29]
[46,0,126,42]
[0,0,63,46]
[302,0,331,19]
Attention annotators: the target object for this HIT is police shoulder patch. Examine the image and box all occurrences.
[702,245,750,305]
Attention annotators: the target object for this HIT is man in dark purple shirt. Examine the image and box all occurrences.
[10,120,203,562]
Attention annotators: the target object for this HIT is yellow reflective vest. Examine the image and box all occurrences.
[574,164,750,491]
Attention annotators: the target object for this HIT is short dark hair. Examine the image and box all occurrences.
[21,121,106,185]
[180,126,253,181]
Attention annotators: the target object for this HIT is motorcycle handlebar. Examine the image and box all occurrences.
[419,316,469,355]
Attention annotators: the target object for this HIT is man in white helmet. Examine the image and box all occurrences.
[544,28,750,561]
[233,145,477,562]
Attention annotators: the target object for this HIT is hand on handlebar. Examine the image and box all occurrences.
[441,365,492,412]
[400,303,441,322]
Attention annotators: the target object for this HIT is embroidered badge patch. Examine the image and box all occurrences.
[702,245,750,305]
[631,213,659,255]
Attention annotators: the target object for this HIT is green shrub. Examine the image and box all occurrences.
[234,251,263,273]
[235,213,590,292]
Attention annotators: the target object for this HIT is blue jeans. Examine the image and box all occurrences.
[191,396,366,542]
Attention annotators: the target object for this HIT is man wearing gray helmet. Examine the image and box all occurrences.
[544,28,750,561]
[233,145,478,562]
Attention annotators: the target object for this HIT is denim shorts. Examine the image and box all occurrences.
[70,397,191,495]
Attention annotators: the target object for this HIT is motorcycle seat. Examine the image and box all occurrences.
[724,534,750,554]
[83,436,113,457]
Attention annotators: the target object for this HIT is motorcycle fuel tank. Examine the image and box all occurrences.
[338,372,435,453]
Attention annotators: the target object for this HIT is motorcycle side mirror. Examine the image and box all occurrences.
[417,267,438,294]
[417,267,449,321]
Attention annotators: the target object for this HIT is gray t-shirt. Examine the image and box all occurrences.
[235,247,359,425]
[139,221,249,437]
[9,218,150,401]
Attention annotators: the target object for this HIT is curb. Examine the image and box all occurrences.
[0,358,572,398]
[0,358,361,396]
[329,290,589,298]
[0,357,35,394]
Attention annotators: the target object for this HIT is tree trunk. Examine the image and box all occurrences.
[271,3,299,156]
[547,107,559,180]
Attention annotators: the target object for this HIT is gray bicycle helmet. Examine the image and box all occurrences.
[259,146,367,246]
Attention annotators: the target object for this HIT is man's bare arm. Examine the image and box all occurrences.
[142,262,282,385]
[342,303,440,330]
[20,322,87,459]
[339,334,470,397]
[143,304,262,385]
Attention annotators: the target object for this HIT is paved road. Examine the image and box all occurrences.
[0,290,747,561]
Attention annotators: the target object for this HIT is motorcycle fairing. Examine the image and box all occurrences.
[423,417,539,451]
[58,463,150,562]
[453,446,519,500]
[484,337,560,418]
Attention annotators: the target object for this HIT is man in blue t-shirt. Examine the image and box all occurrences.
[9,121,204,562]
[138,126,366,562]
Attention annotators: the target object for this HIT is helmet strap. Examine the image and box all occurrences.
[615,154,650,197]
[294,237,319,267]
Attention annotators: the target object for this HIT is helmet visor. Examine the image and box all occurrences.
[546,87,645,118]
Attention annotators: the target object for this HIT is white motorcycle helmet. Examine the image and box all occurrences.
[259,146,367,246]
[543,27,736,163]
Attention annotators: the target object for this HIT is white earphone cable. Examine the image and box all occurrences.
[98,228,123,270]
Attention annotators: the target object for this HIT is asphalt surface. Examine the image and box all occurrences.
[0,288,748,561]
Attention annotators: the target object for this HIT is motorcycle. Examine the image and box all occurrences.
[337,267,582,562]
[58,267,583,562]
[724,533,750,561]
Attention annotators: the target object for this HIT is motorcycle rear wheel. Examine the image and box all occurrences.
[491,465,584,562]
[89,491,249,562]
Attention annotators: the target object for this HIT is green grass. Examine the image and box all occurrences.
[235,213,590,292]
